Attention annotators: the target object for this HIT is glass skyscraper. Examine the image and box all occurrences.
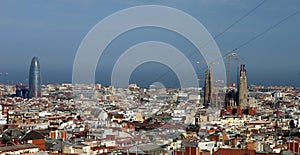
[29,56,41,98]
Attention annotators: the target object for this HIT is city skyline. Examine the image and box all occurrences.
[0,1,300,87]
[1,1,300,153]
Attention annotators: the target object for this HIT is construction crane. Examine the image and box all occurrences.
[235,57,244,87]
[215,80,224,109]
[226,52,237,88]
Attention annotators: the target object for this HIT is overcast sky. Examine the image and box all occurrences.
[0,0,300,87]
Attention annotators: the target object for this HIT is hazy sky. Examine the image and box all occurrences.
[0,0,300,87]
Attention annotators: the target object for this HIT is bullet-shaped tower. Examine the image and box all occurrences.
[29,57,41,98]
[238,64,248,108]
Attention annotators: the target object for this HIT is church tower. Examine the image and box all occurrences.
[204,67,212,107]
[238,64,248,108]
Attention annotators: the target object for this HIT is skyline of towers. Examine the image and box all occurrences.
[29,57,41,98]
[224,64,249,109]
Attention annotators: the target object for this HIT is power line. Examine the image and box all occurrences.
[152,0,267,85]
[212,0,267,42]
[232,8,300,52]
[183,0,268,60]
[171,8,300,87]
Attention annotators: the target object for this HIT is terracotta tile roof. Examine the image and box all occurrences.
[0,144,37,152]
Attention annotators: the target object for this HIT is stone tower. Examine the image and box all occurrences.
[238,64,248,108]
[204,67,212,107]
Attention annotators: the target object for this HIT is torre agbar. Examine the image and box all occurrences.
[29,56,41,98]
